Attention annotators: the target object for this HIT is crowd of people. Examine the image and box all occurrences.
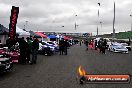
[85,38,107,54]
[6,37,39,65]
[5,37,73,65]
[59,39,69,55]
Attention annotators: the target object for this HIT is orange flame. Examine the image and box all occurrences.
[78,66,86,76]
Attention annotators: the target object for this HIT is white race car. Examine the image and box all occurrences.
[120,43,131,51]
[108,43,128,53]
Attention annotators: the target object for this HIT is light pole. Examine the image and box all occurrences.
[97,26,98,37]
[100,21,102,30]
[97,2,100,37]
[130,15,132,31]
[75,14,78,30]
[113,1,116,39]
[25,21,28,31]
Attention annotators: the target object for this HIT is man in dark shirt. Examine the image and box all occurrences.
[19,37,27,64]
[59,39,64,55]
[30,37,39,64]
[102,39,107,54]
[26,37,32,63]
[64,40,69,55]
[95,40,98,50]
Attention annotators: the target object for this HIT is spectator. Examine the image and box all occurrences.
[95,40,98,50]
[59,39,64,55]
[26,37,32,63]
[64,40,69,55]
[102,39,107,54]
[80,40,82,46]
[128,37,131,46]
[85,40,89,50]
[30,37,39,64]
[19,37,27,64]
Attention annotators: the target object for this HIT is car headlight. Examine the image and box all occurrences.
[0,62,1,64]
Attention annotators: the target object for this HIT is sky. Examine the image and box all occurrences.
[0,0,132,34]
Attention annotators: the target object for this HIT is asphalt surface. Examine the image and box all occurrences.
[0,44,132,88]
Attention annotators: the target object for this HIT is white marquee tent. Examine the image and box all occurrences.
[16,26,30,39]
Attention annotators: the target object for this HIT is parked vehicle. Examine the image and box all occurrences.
[120,43,131,51]
[38,41,55,55]
[41,41,56,51]
[108,42,128,53]
[94,38,111,49]
[46,41,59,50]
[0,55,13,73]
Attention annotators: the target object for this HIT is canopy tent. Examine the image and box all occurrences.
[48,35,57,38]
[16,26,30,36]
[63,36,70,40]
[0,24,9,44]
[29,30,36,37]
[35,32,47,38]
[29,31,48,41]
[0,24,9,35]
[48,35,57,41]
[16,26,30,39]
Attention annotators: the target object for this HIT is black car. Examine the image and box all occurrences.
[0,56,13,73]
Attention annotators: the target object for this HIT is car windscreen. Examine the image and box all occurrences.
[113,45,125,49]
[47,42,54,45]
[41,42,46,45]
[122,43,128,46]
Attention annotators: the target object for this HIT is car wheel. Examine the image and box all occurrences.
[113,48,115,52]
[129,48,131,51]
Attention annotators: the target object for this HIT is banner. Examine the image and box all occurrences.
[9,6,19,39]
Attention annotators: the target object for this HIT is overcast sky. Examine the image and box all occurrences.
[0,0,132,34]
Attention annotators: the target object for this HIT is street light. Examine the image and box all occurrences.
[113,1,116,39]
[100,21,102,30]
[130,15,132,31]
[75,14,78,30]
[97,2,101,37]
[24,21,28,31]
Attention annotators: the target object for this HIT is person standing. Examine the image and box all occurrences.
[80,40,82,46]
[102,39,107,54]
[98,39,103,53]
[128,37,131,46]
[30,37,39,64]
[26,37,32,63]
[95,40,98,50]
[59,39,64,55]
[64,40,69,55]
[19,37,27,64]
[85,40,89,50]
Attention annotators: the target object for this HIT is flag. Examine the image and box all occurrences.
[9,6,19,39]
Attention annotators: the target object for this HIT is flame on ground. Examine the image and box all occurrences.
[78,66,86,76]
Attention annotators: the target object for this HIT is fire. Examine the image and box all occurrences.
[78,66,86,76]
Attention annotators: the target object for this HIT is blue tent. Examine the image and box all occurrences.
[48,35,57,38]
